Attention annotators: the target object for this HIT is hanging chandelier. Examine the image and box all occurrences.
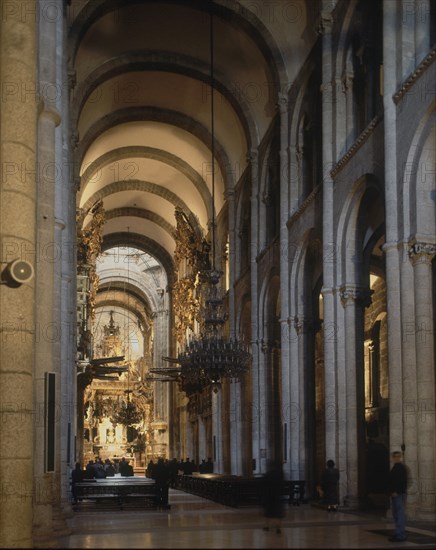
[111,390,142,427]
[170,5,251,394]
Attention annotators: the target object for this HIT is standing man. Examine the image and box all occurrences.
[388,451,408,542]
[321,460,340,511]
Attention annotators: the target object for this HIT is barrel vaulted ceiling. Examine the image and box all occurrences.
[71,0,315,315]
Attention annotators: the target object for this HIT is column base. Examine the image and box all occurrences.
[52,506,72,537]
[33,529,59,549]
[342,494,365,510]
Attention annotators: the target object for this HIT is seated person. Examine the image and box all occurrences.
[104,459,116,477]
[94,458,107,479]
[71,462,84,503]
[84,460,95,479]
[119,457,134,476]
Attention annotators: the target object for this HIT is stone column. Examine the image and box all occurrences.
[278,92,290,475]
[288,145,300,214]
[382,1,416,518]
[0,1,37,546]
[294,317,309,481]
[409,242,436,519]
[343,72,354,150]
[259,339,281,467]
[396,242,419,515]
[288,316,300,480]
[226,188,236,335]
[248,149,262,474]
[339,286,369,507]
[33,105,59,547]
[226,188,241,475]
[33,0,64,540]
[229,382,242,475]
[414,0,430,65]
[320,6,339,468]
[212,390,223,472]
[198,416,206,464]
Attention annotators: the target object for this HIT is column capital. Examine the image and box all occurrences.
[343,71,354,91]
[321,286,336,297]
[70,130,79,150]
[293,315,317,335]
[260,338,280,353]
[320,81,334,94]
[318,11,334,35]
[247,149,258,164]
[339,285,372,307]
[224,188,236,200]
[276,92,288,114]
[408,242,436,264]
[38,101,62,127]
[67,67,76,90]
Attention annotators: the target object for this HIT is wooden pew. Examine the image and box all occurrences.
[175,474,306,507]
[74,477,157,510]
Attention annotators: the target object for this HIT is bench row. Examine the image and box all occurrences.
[174,475,305,507]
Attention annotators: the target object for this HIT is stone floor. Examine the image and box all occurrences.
[59,489,436,549]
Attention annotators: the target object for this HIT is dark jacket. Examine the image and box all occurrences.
[262,465,285,518]
[388,463,407,494]
[321,466,340,505]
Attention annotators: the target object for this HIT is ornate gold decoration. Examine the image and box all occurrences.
[172,207,209,346]
[77,200,106,322]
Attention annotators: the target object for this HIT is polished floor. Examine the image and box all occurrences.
[60,489,436,549]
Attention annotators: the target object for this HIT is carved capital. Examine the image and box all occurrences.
[276,92,288,114]
[70,130,79,150]
[67,64,76,89]
[293,316,314,335]
[260,338,280,353]
[247,149,258,164]
[318,11,333,35]
[320,81,333,95]
[343,72,354,91]
[408,242,436,264]
[340,286,372,307]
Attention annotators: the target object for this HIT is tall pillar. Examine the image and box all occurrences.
[211,391,222,472]
[396,242,419,515]
[294,317,309,481]
[320,6,339,470]
[344,72,354,150]
[227,188,242,475]
[198,416,206,464]
[339,286,368,507]
[248,149,262,474]
[278,92,290,476]
[288,316,300,480]
[0,1,37,546]
[414,0,431,65]
[229,382,242,475]
[409,242,436,519]
[33,0,65,541]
